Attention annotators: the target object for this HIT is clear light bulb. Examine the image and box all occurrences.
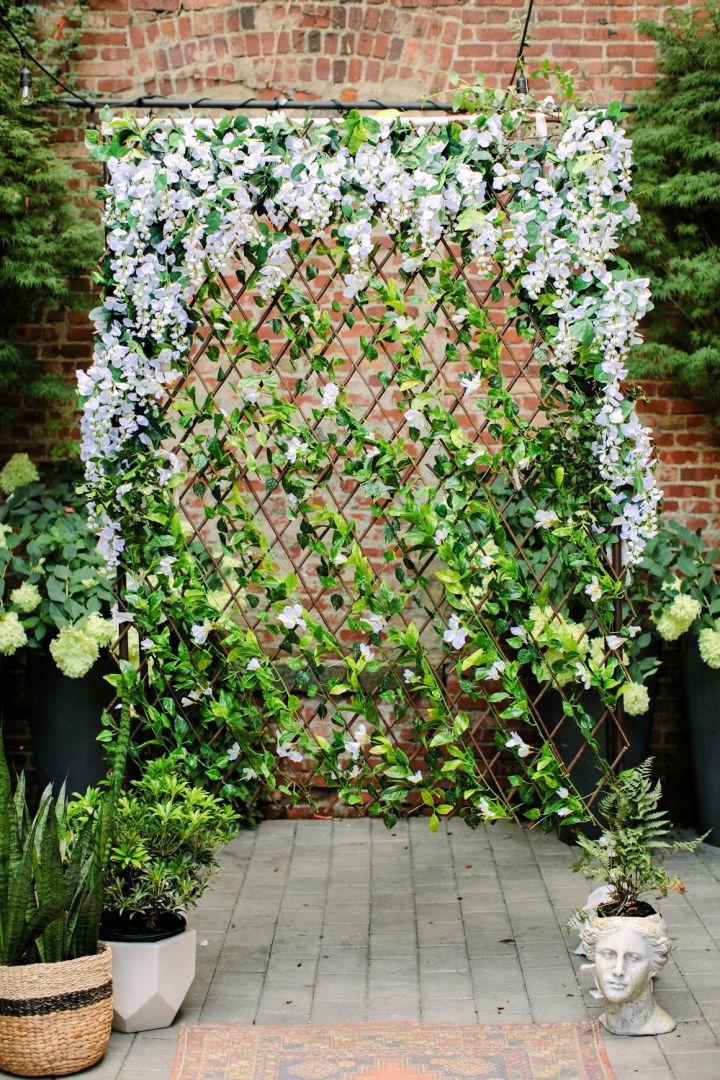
[19,65,33,104]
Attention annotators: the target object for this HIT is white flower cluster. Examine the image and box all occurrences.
[82,108,659,568]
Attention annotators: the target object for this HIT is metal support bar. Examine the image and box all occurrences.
[55,95,636,114]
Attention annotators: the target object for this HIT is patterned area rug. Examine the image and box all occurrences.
[169,1022,616,1080]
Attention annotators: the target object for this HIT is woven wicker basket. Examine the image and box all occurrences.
[0,943,112,1077]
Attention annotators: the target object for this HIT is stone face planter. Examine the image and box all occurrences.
[0,944,112,1077]
[581,912,675,1036]
[681,634,720,845]
[103,925,197,1033]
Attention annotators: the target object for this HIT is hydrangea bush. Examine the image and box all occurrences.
[82,100,661,828]
[640,520,720,669]
[0,454,114,677]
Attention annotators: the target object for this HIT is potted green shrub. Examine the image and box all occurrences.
[0,703,129,1077]
[640,521,720,843]
[71,753,238,1032]
[0,453,114,795]
[572,759,704,1035]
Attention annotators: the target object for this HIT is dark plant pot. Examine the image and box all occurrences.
[539,680,656,842]
[100,911,187,944]
[26,650,115,798]
[681,634,720,845]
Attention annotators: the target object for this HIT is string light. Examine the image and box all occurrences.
[19,64,32,104]
[509,0,536,95]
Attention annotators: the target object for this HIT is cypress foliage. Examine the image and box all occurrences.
[626,2,720,423]
[0,2,100,431]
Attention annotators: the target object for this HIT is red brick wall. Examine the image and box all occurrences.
[77,0,664,102]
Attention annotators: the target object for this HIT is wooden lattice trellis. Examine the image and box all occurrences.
[88,108,657,828]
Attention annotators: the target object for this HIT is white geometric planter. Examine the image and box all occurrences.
[104,926,197,1033]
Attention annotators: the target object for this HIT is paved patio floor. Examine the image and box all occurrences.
[8,818,720,1080]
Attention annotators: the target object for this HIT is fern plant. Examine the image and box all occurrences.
[0,693,130,965]
[571,759,705,915]
[626,1,720,422]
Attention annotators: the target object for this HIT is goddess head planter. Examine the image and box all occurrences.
[582,913,675,1035]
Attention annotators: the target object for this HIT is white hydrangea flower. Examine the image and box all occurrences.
[9,582,41,613]
[0,611,27,656]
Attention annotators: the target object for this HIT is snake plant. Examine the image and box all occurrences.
[0,696,130,965]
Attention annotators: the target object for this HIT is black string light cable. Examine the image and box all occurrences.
[0,11,97,119]
[509,0,536,96]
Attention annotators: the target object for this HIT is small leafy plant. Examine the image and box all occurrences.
[71,753,238,935]
[0,701,130,965]
[571,759,705,916]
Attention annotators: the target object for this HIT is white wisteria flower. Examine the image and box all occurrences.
[246,657,262,670]
[408,770,423,783]
[443,614,469,650]
[505,731,531,758]
[403,668,416,683]
[434,527,449,544]
[556,806,571,818]
[394,315,415,332]
[242,766,258,780]
[227,742,240,762]
[557,786,569,799]
[83,109,660,586]
[359,642,376,662]
[278,603,307,632]
[605,634,624,650]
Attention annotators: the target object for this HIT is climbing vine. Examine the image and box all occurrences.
[82,100,659,828]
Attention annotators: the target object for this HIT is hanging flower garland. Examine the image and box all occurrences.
[82,101,660,828]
